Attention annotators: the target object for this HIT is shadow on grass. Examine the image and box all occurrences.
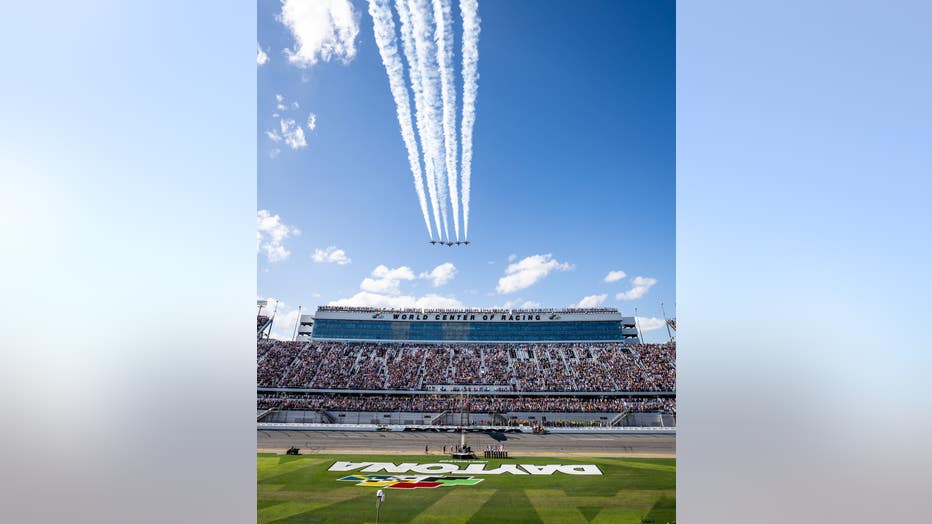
[467,489,542,524]
[578,506,602,522]
[640,495,675,524]
[265,492,369,524]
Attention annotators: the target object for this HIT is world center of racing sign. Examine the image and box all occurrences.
[329,461,602,489]
[313,309,625,323]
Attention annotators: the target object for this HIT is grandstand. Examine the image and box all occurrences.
[258,307,675,430]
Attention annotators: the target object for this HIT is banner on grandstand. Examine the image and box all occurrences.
[425,384,513,392]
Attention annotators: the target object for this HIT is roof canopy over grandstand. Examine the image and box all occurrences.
[307,306,639,343]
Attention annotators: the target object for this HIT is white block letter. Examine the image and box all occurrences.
[557,465,603,475]
[327,461,371,472]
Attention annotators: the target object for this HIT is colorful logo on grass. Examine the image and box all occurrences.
[338,474,483,489]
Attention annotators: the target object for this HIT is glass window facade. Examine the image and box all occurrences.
[312,319,626,342]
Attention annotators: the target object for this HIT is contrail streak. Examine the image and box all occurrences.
[367,0,433,239]
[459,0,479,240]
[396,0,443,239]
[410,0,450,241]
[432,0,460,240]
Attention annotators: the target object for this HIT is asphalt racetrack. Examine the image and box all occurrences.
[257,430,675,457]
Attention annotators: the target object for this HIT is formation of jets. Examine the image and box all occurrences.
[429,240,470,246]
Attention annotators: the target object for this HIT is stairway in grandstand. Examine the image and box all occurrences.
[558,348,576,389]
[257,407,276,421]
[608,411,628,427]
[416,349,429,390]
[317,409,336,423]
[430,411,448,425]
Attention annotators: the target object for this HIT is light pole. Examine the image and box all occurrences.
[660,302,672,341]
[291,305,302,341]
[634,307,643,343]
[376,489,385,523]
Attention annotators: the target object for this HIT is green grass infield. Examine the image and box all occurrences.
[258,453,675,523]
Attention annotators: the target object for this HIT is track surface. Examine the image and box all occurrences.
[257,430,675,457]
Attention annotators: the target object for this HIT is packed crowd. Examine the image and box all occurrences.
[256,340,675,392]
[257,339,276,359]
[634,343,676,391]
[257,393,676,414]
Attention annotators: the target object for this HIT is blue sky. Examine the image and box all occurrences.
[6,1,930,520]
[257,0,674,340]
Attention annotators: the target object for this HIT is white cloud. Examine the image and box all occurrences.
[258,297,303,340]
[280,0,359,67]
[329,291,462,309]
[273,94,302,113]
[501,298,541,309]
[636,316,667,332]
[312,246,351,265]
[575,294,607,308]
[360,265,416,295]
[257,210,300,262]
[604,270,627,283]
[269,148,281,159]
[616,276,658,301]
[508,254,516,262]
[280,118,307,149]
[496,254,574,294]
[257,43,269,65]
[266,95,313,152]
[420,262,457,287]
[331,262,463,309]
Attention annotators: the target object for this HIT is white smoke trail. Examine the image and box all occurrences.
[396,0,444,239]
[410,0,450,241]
[367,0,433,239]
[432,0,460,240]
[459,0,479,240]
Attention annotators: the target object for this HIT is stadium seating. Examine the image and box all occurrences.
[256,392,675,415]
[256,340,675,393]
